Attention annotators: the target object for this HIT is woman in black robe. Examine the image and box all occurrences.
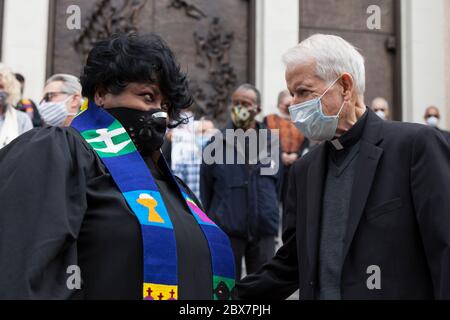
[0,33,234,300]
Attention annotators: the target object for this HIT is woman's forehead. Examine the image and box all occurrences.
[127,82,161,93]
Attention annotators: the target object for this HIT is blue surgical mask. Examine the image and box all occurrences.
[288,77,346,141]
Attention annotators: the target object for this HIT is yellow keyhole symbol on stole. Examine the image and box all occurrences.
[136,193,165,223]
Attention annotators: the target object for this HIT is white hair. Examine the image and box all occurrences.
[46,73,82,95]
[0,63,21,106]
[283,34,366,96]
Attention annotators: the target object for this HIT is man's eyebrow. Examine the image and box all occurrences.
[298,80,315,88]
[294,84,313,91]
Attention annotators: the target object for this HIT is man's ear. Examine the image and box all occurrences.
[70,94,82,112]
[340,73,354,101]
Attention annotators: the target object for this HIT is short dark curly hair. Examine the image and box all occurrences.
[80,33,193,121]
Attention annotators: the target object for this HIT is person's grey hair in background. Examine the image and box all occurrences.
[234,83,262,108]
[282,34,366,98]
[277,90,291,106]
[46,74,82,98]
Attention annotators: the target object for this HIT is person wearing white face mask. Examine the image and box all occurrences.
[424,106,450,146]
[38,74,82,127]
[235,34,450,300]
[370,97,390,121]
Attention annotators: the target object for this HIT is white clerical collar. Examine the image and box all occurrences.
[330,139,344,150]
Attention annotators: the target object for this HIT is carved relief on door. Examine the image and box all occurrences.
[48,0,254,126]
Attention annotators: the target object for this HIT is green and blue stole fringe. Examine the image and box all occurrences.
[71,100,235,300]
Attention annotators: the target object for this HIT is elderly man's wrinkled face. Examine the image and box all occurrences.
[286,60,345,117]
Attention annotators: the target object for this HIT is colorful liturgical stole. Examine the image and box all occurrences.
[71,100,235,300]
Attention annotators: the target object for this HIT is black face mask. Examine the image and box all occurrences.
[106,107,168,156]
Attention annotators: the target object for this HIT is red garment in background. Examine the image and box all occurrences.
[265,114,305,154]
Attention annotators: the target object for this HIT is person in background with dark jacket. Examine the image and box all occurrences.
[200,84,281,280]
[264,90,306,233]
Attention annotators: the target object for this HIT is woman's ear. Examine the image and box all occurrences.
[94,87,107,107]
[340,73,354,101]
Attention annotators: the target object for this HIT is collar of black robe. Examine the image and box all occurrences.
[328,107,369,150]
[326,108,369,166]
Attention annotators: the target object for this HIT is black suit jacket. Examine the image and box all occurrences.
[236,109,450,300]
[437,128,450,147]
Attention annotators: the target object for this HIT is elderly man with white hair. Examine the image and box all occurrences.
[235,34,450,300]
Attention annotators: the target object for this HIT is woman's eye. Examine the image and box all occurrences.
[144,94,154,102]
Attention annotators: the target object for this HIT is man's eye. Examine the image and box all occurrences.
[300,90,310,96]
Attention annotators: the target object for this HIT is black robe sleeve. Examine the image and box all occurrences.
[234,158,300,300]
[0,127,97,299]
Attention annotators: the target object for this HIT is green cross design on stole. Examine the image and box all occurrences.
[81,120,137,158]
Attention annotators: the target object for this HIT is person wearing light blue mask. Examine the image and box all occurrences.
[288,76,347,141]
[235,33,450,301]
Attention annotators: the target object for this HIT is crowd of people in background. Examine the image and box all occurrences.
[1,56,450,282]
[0,65,84,149]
